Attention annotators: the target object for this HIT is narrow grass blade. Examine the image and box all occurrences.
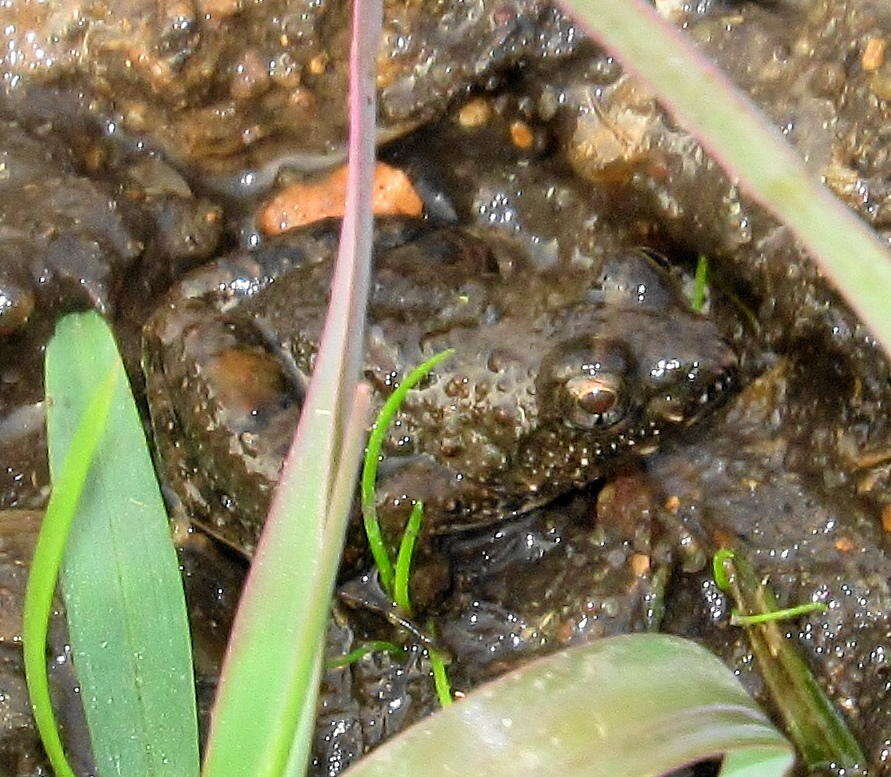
[23,367,116,777]
[342,634,794,777]
[428,647,453,709]
[393,502,423,614]
[691,255,709,312]
[325,642,405,670]
[202,0,384,769]
[730,602,826,627]
[361,349,454,594]
[45,311,199,777]
[715,551,866,773]
[561,0,891,356]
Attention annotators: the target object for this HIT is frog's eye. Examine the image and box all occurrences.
[538,337,633,432]
[563,374,628,430]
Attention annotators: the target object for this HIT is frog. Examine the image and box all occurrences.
[143,217,737,555]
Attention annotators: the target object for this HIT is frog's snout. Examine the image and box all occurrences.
[645,351,738,427]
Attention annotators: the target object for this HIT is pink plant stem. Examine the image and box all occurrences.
[203,0,383,772]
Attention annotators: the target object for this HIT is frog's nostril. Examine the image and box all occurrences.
[702,366,736,405]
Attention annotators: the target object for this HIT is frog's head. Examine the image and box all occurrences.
[537,251,737,446]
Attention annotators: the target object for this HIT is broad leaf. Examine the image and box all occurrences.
[343,634,794,777]
[45,311,199,777]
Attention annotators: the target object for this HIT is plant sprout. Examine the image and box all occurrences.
[23,366,116,777]
[713,549,865,772]
[361,348,454,593]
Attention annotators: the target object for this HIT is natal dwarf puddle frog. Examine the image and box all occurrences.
[143,219,737,554]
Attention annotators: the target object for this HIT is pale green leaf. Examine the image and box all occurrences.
[343,634,794,777]
[45,311,199,777]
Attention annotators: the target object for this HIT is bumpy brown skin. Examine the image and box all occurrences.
[143,218,736,554]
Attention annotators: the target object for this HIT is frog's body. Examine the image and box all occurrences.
[143,219,736,554]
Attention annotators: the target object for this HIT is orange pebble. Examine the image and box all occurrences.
[862,38,887,72]
[834,537,854,553]
[663,495,680,513]
[882,504,891,533]
[509,120,535,149]
[630,553,651,577]
[260,162,423,235]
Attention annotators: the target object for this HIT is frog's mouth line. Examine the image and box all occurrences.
[679,366,738,427]
[432,492,566,535]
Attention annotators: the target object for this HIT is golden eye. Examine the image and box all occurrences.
[538,336,634,432]
[567,378,618,416]
[564,375,627,430]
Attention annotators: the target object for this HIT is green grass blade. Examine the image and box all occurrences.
[361,349,454,595]
[692,255,709,312]
[325,642,405,670]
[715,551,865,772]
[393,502,423,614]
[342,634,794,777]
[44,311,199,777]
[731,602,827,627]
[429,648,453,709]
[23,366,117,777]
[562,0,891,356]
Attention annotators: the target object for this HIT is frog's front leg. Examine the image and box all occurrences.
[143,297,302,553]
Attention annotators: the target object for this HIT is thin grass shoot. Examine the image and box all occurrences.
[692,255,709,312]
[394,501,424,614]
[325,641,407,670]
[731,603,828,626]
[361,348,454,595]
[430,646,454,708]
[22,366,117,777]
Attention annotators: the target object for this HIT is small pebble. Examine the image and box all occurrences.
[259,162,423,235]
[457,98,491,128]
[834,537,854,552]
[509,120,535,150]
[630,553,650,577]
[197,0,239,19]
[308,53,329,76]
[861,38,887,72]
